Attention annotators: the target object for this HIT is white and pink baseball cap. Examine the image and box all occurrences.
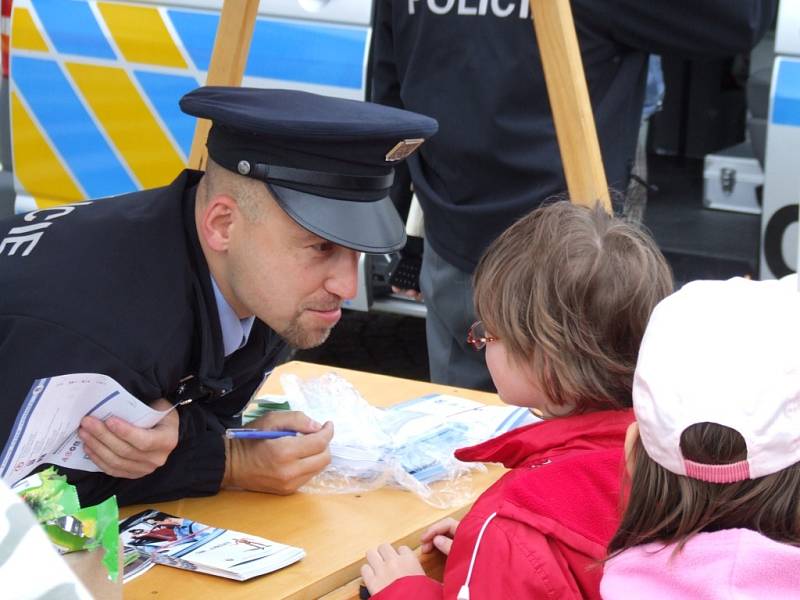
[633,275,800,483]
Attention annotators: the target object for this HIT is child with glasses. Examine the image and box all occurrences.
[361,201,673,599]
[602,276,800,598]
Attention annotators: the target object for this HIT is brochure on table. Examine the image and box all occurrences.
[120,509,305,583]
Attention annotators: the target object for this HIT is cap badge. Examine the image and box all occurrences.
[385,139,424,162]
[237,160,251,175]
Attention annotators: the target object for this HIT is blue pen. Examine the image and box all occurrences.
[224,428,299,440]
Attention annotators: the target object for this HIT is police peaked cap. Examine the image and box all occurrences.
[180,87,438,253]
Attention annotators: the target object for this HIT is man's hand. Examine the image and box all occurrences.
[222,410,333,494]
[78,398,179,479]
[361,543,425,595]
[391,286,423,302]
[420,517,460,555]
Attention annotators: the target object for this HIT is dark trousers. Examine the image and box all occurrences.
[420,240,494,392]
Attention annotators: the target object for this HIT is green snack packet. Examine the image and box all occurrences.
[242,412,262,424]
[13,469,120,582]
[43,496,120,581]
[242,396,291,424]
[13,467,80,522]
[257,399,291,411]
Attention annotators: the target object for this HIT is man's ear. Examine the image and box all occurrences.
[198,194,238,252]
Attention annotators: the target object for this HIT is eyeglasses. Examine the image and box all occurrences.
[467,321,497,351]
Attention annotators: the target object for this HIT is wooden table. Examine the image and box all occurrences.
[122,361,506,599]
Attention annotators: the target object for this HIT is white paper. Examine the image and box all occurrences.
[0,373,170,485]
[387,394,539,444]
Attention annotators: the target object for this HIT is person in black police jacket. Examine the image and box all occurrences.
[0,87,438,506]
[372,0,777,391]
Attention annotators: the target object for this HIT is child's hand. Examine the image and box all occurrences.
[361,543,425,594]
[420,517,460,555]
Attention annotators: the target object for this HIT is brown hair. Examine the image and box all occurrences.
[473,201,673,412]
[608,422,800,555]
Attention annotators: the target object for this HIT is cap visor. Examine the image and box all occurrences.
[267,184,407,253]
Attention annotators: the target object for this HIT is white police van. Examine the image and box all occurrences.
[5,0,373,210]
[759,0,800,279]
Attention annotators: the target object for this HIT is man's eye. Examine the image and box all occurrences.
[312,242,334,253]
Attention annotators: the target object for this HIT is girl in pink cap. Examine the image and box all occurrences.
[602,276,800,599]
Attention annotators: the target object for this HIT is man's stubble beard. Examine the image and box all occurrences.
[280,292,342,349]
[280,314,334,349]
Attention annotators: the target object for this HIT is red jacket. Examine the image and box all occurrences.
[373,409,634,600]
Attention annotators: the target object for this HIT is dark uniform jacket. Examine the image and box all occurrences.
[0,170,286,506]
[372,0,777,272]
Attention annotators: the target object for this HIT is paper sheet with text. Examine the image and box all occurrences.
[0,373,169,485]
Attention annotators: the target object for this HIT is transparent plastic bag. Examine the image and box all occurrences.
[280,373,486,508]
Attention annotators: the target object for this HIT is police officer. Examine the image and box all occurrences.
[0,87,438,506]
[372,0,776,391]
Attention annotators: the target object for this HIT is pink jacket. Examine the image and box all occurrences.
[373,409,634,600]
[601,528,800,599]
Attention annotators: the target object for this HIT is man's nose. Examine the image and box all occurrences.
[325,248,360,300]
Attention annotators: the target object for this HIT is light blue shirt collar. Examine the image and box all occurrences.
[211,277,255,357]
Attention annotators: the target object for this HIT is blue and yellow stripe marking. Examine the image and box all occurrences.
[9,7,48,52]
[66,62,186,189]
[11,0,370,209]
[161,10,215,73]
[772,60,800,128]
[247,18,366,89]
[98,3,188,68]
[31,0,115,59]
[134,71,199,157]
[13,55,136,198]
[10,90,83,203]
[168,9,367,90]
